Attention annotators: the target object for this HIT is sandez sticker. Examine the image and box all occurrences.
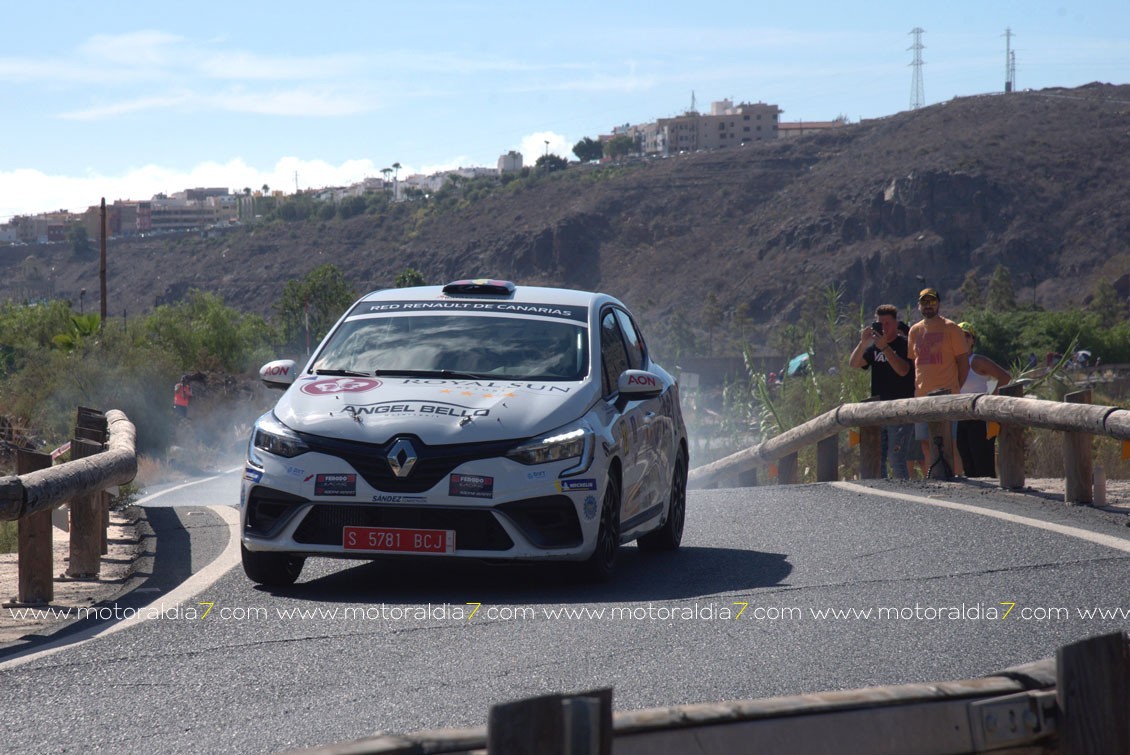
[371,494,428,504]
[449,474,494,499]
[557,479,598,492]
[315,473,357,496]
[300,378,383,396]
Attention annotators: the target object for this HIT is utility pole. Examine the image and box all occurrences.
[908,28,926,110]
[1004,27,1016,92]
[99,197,107,330]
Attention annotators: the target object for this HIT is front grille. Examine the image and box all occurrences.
[246,486,308,537]
[297,432,517,493]
[292,504,514,551]
[497,495,582,548]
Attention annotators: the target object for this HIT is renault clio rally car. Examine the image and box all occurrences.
[241,279,688,586]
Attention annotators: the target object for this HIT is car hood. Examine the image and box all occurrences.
[274,376,596,444]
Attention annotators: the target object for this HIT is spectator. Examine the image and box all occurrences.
[955,323,1011,477]
[907,288,969,477]
[173,374,192,419]
[848,304,915,478]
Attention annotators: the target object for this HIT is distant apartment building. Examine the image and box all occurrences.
[778,118,847,139]
[497,151,523,173]
[651,100,781,154]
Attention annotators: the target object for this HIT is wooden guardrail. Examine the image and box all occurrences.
[689,388,1124,501]
[1,408,137,605]
[288,631,1130,754]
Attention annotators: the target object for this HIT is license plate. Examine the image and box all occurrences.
[342,526,455,553]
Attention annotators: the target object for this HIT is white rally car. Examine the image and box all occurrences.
[241,279,688,585]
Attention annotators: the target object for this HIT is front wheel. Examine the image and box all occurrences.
[638,449,687,552]
[579,473,621,583]
[241,543,305,586]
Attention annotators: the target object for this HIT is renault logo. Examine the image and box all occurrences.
[387,438,418,478]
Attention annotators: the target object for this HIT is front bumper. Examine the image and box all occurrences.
[240,451,604,561]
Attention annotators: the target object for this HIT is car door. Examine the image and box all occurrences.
[613,308,668,512]
[599,308,655,525]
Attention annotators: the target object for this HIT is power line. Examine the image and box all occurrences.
[908,27,926,110]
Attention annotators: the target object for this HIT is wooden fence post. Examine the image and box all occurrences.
[66,438,105,578]
[1057,631,1130,754]
[487,689,612,755]
[859,426,882,479]
[816,436,839,482]
[996,383,1026,490]
[1064,389,1094,504]
[778,453,798,484]
[15,449,53,605]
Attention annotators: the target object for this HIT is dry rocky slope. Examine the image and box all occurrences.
[5,83,1129,343]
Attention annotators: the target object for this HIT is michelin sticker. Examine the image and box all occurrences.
[557,479,598,493]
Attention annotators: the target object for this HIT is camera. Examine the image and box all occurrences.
[871,322,883,335]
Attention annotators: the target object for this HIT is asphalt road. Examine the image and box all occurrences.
[2,471,1130,754]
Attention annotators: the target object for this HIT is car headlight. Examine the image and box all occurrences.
[249,413,310,463]
[506,421,593,476]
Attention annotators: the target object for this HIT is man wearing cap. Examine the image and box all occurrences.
[907,288,969,477]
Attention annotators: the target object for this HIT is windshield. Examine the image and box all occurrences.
[312,313,589,381]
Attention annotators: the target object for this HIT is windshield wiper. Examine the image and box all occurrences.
[313,369,371,377]
[373,369,496,380]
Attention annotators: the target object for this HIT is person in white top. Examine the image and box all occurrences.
[956,322,1012,477]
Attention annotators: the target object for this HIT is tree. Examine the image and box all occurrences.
[392,162,402,181]
[604,134,635,160]
[261,183,270,194]
[986,264,1017,312]
[1089,279,1125,327]
[395,268,426,288]
[959,270,983,309]
[68,224,92,257]
[573,137,603,162]
[381,167,393,185]
[273,264,357,354]
[535,154,568,173]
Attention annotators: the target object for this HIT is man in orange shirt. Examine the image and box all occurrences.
[907,288,969,396]
[907,288,968,477]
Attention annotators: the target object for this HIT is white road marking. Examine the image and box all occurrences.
[133,466,243,505]
[1,497,242,669]
[832,481,1130,554]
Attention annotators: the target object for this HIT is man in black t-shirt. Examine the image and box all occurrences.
[848,304,916,478]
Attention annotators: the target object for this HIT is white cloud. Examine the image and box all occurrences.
[518,132,572,165]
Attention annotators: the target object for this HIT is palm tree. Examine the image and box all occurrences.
[392,162,401,181]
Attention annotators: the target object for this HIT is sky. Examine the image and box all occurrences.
[2,1,1127,221]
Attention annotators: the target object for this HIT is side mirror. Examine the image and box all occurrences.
[617,369,664,400]
[259,359,297,389]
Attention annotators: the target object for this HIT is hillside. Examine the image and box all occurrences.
[4,82,1129,359]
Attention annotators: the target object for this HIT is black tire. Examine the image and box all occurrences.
[241,543,305,587]
[580,473,621,583]
[638,449,687,552]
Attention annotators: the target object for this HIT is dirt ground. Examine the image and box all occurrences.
[1,479,1127,649]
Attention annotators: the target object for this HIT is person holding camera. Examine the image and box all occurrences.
[849,304,915,478]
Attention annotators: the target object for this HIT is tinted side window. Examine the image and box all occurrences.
[614,309,645,370]
[600,310,631,397]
